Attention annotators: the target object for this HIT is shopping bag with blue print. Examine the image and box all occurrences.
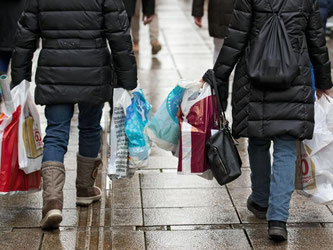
[145,80,201,152]
[125,87,151,168]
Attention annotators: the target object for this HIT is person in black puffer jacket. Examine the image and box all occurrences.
[0,0,25,75]
[207,0,332,241]
[11,0,137,230]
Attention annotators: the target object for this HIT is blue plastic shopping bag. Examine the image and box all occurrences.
[145,80,201,152]
[125,88,151,168]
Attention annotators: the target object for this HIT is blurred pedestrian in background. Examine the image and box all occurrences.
[192,0,234,111]
[319,0,333,32]
[131,0,162,55]
[11,0,137,230]
[0,0,26,75]
[123,0,155,24]
[210,0,332,241]
[192,0,234,64]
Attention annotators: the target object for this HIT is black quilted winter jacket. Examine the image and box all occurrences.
[11,0,137,105]
[213,0,332,140]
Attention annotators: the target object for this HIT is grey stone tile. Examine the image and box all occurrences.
[142,188,230,208]
[0,229,42,250]
[288,206,333,223]
[247,228,333,250]
[0,208,41,228]
[42,227,77,250]
[63,190,79,209]
[227,169,251,188]
[144,207,239,226]
[111,209,143,226]
[111,188,142,209]
[140,173,221,189]
[5,191,42,208]
[228,187,252,207]
[112,231,145,250]
[145,230,251,250]
[146,155,178,170]
[110,174,140,191]
[63,171,76,190]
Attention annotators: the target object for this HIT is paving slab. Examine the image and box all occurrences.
[111,209,143,226]
[0,208,41,228]
[112,231,145,250]
[0,229,42,250]
[142,188,231,208]
[42,227,77,250]
[247,227,333,250]
[140,173,221,189]
[111,188,142,209]
[145,229,251,250]
[143,206,239,226]
[109,174,140,190]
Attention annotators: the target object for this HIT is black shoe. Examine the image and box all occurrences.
[268,220,288,241]
[247,196,268,219]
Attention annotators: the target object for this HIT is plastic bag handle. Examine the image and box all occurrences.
[203,69,229,129]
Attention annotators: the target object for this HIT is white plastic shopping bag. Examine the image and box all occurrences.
[296,95,333,204]
[108,88,130,180]
[0,77,41,195]
[18,82,43,174]
[145,80,201,152]
[177,82,217,180]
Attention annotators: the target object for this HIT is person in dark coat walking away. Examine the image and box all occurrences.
[192,0,234,64]
[319,0,333,32]
[11,0,137,230]
[209,0,332,241]
[0,0,26,75]
[123,0,155,24]
[192,0,234,111]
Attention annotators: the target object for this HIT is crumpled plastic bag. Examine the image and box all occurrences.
[125,88,151,168]
[145,80,201,152]
[296,95,333,204]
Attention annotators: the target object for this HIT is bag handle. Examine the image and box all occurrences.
[265,0,288,15]
[203,69,228,129]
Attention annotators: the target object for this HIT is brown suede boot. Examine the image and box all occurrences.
[40,162,65,230]
[76,154,102,206]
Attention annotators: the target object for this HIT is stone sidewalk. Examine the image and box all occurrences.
[1,0,333,249]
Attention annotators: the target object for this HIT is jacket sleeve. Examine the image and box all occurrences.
[11,0,40,87]
[192,0,205,17]
[141,0,155,16]
[104,0,137,90]
[306,0,332,90]
[213,0,252,83]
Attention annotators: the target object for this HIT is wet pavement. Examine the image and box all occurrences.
[1,0,333,249]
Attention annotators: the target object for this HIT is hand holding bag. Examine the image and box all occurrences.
[204,70,242,186]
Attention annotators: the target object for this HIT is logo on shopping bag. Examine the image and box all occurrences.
[300,144,317,190]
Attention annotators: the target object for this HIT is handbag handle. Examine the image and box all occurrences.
[203,69,228,129]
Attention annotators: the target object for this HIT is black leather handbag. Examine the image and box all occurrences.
[204,70,242,186]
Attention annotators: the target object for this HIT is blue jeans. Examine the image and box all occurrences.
[0,51,12,73]
[248,135,297,222]
[42,103,103,163]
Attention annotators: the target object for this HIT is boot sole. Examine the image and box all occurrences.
[269,228,288,241]
[76,187,102,206]
[247,199,267,219]
[40,209,62,230]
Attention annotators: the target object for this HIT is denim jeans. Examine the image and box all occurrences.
[248,135,297,222]
[42,103,103,164]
